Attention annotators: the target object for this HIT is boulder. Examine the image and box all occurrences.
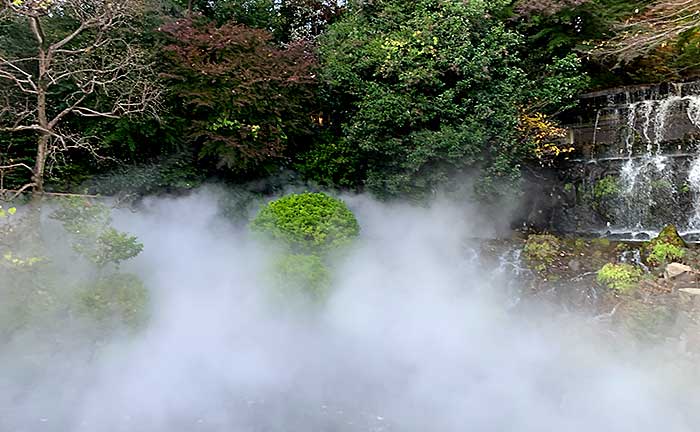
[665,262,694,279]
[653,225,687,249]
[679,288,700,296]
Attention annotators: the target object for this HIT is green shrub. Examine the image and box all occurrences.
[524,234,560,262]
[51,197,143,268]
[270,254,331,302]
[647,242,685,265]
[294,136,365,189]
[250,192,359,254]
[597,263,643,293]
[78,273,149,328]
[593,176,619,199]
[92,228,144,268]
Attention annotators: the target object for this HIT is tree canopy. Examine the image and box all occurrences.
[0,0,696,201]
[318,0,586,198]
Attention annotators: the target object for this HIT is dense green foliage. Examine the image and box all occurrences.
[0,197,149,344]
[270,253,331,302]
[251,192,358,303]
[1,0,696,201]
[250,192,359,254]
[597,262,643,293]
[51,198,144,268]
[78,273,150,329]
[318,0,586,198]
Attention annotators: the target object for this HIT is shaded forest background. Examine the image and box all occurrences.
[1,0,698,201]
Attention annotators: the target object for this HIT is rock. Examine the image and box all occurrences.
[679,288,700,296]
[652,225,687,249]
[683,233,700,243]
[639,278,670,294]
[568,259,581,272]
[665,262,694,279]
[634,232,651,241]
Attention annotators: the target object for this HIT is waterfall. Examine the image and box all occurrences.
[688,97,700,128]
[610,90,700,231]
[549,81,700,237]
[688,155,700,230]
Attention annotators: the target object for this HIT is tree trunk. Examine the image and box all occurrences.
[32,133,49,194]
[33,26,49,197]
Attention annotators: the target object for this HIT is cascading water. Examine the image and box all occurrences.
[687,155,700,230]
[684,97,700,232]
[617,98,677,230]
[527,81,700,238]
[589,83,700,234]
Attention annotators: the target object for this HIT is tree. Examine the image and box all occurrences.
[319,0,587,198]
[514,0,591,17]
[174,0,344,42]
[161,18,318,176]
[594,0,700,67]
[0,0,161,196]
[511,0,647,87]
[250,192,359,254]
[275,0,344,42]
[250,192,359,304]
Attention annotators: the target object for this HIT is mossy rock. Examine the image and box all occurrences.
[644,225,687,266]
[647,242,686,266]
[597,263,643,294]
[593,176,619,200]
[591,238,611,249]
[618,301,675,342]
[650,225,686,248]
[524,234,561,274]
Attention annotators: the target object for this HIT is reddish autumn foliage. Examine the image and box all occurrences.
[161,18,318,174]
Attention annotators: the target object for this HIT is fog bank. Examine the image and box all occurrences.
[2,189,700,431]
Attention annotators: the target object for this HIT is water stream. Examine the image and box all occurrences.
[582,83,700,236]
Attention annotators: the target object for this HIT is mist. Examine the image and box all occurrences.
[2,189,700,432]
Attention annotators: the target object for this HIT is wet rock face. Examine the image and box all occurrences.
[521,80,700,237]
[483,233,700,347]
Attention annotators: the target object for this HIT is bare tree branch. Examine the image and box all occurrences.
[0,0,162,194]
[592,0,700,66]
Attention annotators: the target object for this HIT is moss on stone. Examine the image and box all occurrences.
[524,234,561,273]
[653,224,686,248]
[647,242,685,265]
[593,176,619,200]
[644,224,687,265]
[597,263,643,293]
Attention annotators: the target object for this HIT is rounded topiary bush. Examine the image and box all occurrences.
[271,254,331,302]
[250,192,359,254]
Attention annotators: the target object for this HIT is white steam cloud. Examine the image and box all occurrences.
[2,189,700,431]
